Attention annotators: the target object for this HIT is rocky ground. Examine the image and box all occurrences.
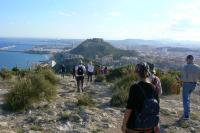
[0,76,200,133]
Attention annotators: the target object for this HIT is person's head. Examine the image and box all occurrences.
[135,62,149,79]
[89,61,93,65]
[79,60,83,65]
[147,62,156,75]
[186,55,194,64]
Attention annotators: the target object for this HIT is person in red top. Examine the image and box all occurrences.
[147,63,162,96]
[122,62,160,133]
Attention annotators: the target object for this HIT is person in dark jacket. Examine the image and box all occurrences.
[60,64,65,78]
[122,62,159,133]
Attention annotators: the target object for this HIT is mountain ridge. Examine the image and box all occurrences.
[69,38,138,59]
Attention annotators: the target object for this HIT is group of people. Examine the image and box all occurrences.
[122,55,200,133]
[60,55,200,133]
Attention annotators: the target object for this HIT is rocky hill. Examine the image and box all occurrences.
[0,76,200,133]
[70,38,138,59]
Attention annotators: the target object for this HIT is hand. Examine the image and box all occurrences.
[121,125,127,133]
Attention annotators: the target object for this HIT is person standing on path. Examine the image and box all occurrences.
[122,62,160,133]
[180,55,200,120]
[75,60,86,92]
[87,61,94,82]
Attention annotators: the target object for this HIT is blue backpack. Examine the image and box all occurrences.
[134,85,160,129]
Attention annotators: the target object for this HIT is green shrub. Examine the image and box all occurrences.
[0,68,12,80]
[6,78,33,111]
[12,67,20,75]
[94,74,105,82]
[110,89,129,107]
[77,93,95,106]
[37,69,58,85]
[106,65,134,82]
[110,74,136,107]
[5,68,58,111]
[160,74,177,95]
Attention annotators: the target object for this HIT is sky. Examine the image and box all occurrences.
[0,0,200,41]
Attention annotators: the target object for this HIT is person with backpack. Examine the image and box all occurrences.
[122,62,160,133]
[147,63,162,96]
[180,55,200,120]
[87,61,94,82]
[75,60,86,92]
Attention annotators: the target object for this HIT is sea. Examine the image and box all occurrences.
[0,38,54,69]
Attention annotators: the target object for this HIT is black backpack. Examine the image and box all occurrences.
[134,85,160,129]
[77,66,84,75]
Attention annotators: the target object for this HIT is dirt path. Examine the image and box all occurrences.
[0,76,200,133]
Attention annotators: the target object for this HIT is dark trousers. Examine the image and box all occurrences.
[61,72,65,78]
[87,72,93,82]
[76,76,84,92]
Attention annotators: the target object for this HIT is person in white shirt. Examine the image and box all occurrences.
[75,60,86,92]
[87,61,95,82]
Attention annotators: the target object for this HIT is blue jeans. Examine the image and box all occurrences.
[182,82,197,118]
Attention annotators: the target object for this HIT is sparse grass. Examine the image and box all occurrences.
[30,124,44,131]
[0,68,12,80]
[59,111,71,121]
[160,74,180,95]
[110,89,129,107]
[92,129,103,133]
[180,121,190,128]
[16,128,25,133]
[160,108,171,116]
[110,74,136,107]
[190,112,200,120]
[77,93,95,106]
[94,74,106,82]
[70,114,81,123]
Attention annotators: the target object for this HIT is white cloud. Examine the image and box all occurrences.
[156,0,200,41]
[152,13,160,17]
[107,11,122,17]
[49,10,75,17]
[55,11,76,17]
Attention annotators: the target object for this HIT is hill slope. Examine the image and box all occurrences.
[70,38,138,59]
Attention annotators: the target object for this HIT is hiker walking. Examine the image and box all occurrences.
[87,61,94,82]
[180,55,200,120]
[147,63,162,96]
[122,62,160,133]
[75,60,86,92]
[60,64,65,78]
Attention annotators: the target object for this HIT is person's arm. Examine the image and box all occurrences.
[157,77,162,96]
[121,85,136,132]
[122,109,132,133]
[83,66,86,73]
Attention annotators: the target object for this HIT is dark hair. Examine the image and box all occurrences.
[186,55,194,60]
[135,62,149,78]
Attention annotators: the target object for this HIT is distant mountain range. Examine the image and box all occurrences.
[1,38,200,48]
[69,38,138,59]
[108,39,200,48]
